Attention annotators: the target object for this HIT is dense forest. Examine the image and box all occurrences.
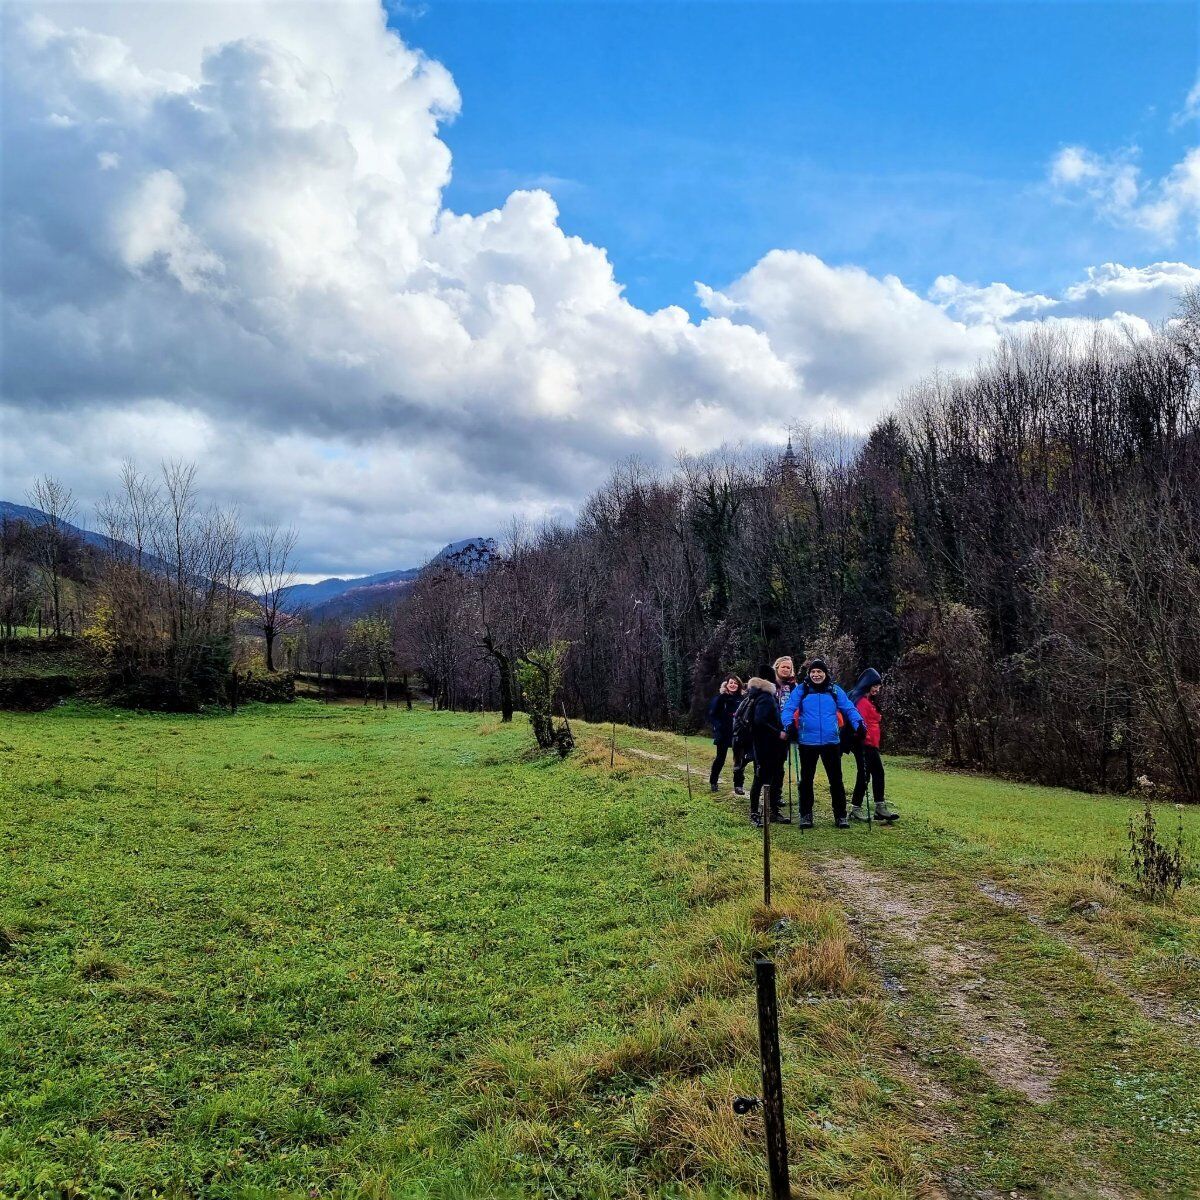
[5,295,1199,802]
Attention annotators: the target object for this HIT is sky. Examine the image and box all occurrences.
[1,0,1198,577]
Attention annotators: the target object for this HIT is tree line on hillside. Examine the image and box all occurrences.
[371,298,1200,801]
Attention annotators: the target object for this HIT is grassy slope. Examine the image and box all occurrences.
[1,703,1197,1199]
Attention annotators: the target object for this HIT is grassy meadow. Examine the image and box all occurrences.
[1,701,1198,1199]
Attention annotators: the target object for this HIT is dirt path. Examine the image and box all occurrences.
[817,855,1062,1106]
[814,855,1158,1200]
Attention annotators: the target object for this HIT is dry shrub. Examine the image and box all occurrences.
[1128,800,1186,900]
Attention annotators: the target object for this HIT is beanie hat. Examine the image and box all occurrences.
[807,658,829,675]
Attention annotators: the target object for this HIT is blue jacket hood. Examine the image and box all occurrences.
[849,667,881,704]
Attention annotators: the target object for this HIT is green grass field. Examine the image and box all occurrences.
[1,702,1198,1199]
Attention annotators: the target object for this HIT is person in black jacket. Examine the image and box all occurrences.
[707,675,746,794]
[745,676,790,827]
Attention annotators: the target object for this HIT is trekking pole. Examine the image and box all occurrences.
[609,720,616,769]
[786,741,795,824]
[791,743,800,825]
[866,752,872,834]
[761,785,772,907]
[753,955,791,1199]
[683,735,694,803]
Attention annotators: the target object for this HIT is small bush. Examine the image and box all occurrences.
[1127,800,1185,900]
[237,668,296,704]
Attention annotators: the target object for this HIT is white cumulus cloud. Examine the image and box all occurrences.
[1049,95,1200,244]
[1,1,1195,571]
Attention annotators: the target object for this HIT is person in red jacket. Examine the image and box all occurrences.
[848,668,899,823]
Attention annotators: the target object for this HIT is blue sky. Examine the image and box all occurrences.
[397,1,1198,314]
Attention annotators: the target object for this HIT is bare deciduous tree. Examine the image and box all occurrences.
[27,476,78,636]
[251,524,298,672]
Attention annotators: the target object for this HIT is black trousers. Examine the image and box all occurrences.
[709,742,746,789]
[750,754,785,817]
[798,744,848,818]
[851,745,885,807]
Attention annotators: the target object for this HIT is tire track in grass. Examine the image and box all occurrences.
[975,879,1200,1046]
[814,855,1149,1200]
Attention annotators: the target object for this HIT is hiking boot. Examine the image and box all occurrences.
[770,812,791,824]
[850,804,869,822]
[733,786,746,797]
[874,803,900,822]
[835,816,851,829]
[709,781,719,794]
[750,812,763,828]
[797,814,815,830]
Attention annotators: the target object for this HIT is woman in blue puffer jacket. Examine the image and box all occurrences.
[779,658,864,829]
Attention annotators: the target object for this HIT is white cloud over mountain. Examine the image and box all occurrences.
[2,1,1196,571]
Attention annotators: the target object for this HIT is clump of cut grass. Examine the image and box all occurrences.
[664,945,753,1003]
[311,1071,380,1114]
[220,907,257,934]
[464,1040,589,1122]
[109,981,175,1004]
[1135,951,1200,999]
[76,948,128,981]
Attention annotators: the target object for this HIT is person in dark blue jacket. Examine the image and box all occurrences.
[746,677,789,827]
[707,675,746,794]
[780,658,864,828]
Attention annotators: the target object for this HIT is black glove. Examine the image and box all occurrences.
[855,724,867,742]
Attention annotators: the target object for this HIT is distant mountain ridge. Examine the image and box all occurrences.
[283,537,494,620]
[280,567,423,609]
[1,500,114,552]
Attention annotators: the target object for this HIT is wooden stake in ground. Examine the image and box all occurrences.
[754,955,790,1199]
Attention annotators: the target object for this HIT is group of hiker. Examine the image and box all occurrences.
[706,655,898,830]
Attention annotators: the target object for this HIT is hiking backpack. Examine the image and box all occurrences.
[731,693,756,753]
